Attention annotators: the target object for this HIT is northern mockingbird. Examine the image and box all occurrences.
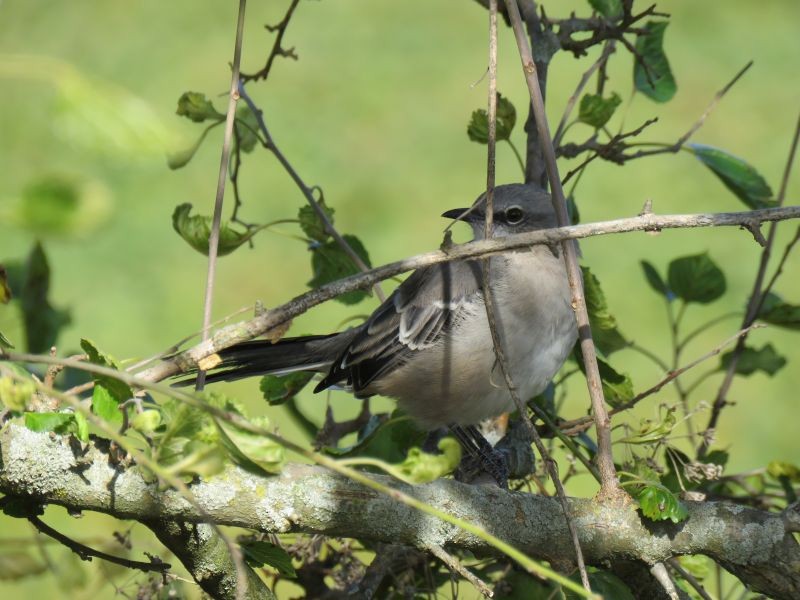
[192,184,577,436]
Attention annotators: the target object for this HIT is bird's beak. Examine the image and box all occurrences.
[441,207,477,221]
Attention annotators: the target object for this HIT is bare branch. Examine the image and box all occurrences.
[502,0,622,499]
[428,543,493,598]
[237,82,386,302]
[26,514,171,575]
[560,324,763,437]
[196,0,248,393]
[483,2,589,589]
[552,41,616,147]
[129,205,800,384]
[240,0,301,83]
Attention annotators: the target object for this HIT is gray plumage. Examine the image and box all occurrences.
[193,184,577,428]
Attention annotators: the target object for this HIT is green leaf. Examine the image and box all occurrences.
[260,372,314,406]
[578,92,622,128]
[13,175,111,237]
[162,439,226,480]
[757,292,800,330]
[720,343,786,376]
[587,0,623,19]
[636,484,689,523]
[234,103,259,153]
[0,332,14,349]
[20,242,71,353]
[241,541,296,577]
[131,410,162,433]
[573,350,634,407]
[633,21,677,103]
[80,339,132,404]
[324,411,426,464]
[0,264,11,304]
[467,93,516,143]
[167,124,216,170]
[581,266,627,355]
[597,358,634,406]
[396,438,461,484]
[298,202,335,243]
[217,416,286,475]
[158,400,208,447]
[640,260,672,299]
[72,410,89,442]
[24,411,75,434]
[308,234,372,305]
[767,460,800,483]
[566,195,580,225]
[619,406,677,445]
[0,375,35,411]
[689,144,774,209]
[91,384,123,426]
[667,253,726,304]
[175,91,224,123]
[0,552,47,581]
[172,203,263,257]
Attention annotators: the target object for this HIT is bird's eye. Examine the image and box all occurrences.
[505,206,524,224]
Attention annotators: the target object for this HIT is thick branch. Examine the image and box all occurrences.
[134,205,800,383]
[2,426,799,599]
[145,520,275,600]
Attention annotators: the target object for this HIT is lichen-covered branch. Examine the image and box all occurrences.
[145,520,275,600]
[2,426,798,599]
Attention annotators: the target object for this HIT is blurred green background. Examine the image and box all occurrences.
[1,0,798,597]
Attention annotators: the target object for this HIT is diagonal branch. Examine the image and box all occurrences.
[129,205,800,384]
[501,0,622,498]
[237,82,386,302]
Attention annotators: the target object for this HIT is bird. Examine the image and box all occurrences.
[185,183,578,436]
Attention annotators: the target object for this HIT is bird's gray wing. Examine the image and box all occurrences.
[315,260,484,393]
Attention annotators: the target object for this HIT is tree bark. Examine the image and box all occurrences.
[2,425,799,599]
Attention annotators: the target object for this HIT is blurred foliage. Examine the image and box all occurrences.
[0,0,798,598]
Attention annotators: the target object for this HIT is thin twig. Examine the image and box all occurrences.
[650,562,681,600]
[483,3,590,589]
[131,205,800,384]
[237,82,386,302]
[699,111,800,457]
[668,558,714,600]
[28,515,170,574]
[428,544,493,598]
[240,0,301,83]
[192,3,253,597]
[560,324,763,437]
[502,0,622,498]
[196,0,248,394]
[553,41,616,147]
[759,224,800,304]
[626,61,753,160]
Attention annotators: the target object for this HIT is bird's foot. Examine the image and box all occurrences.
[450,424,510,488]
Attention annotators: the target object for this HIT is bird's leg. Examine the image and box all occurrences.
[450,424,509,488]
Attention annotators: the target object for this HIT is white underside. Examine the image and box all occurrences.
[370,249,577,428]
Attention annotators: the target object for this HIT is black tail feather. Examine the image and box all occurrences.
[172,333,348,387]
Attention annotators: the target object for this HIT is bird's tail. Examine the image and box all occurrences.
[172,333,350,386]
